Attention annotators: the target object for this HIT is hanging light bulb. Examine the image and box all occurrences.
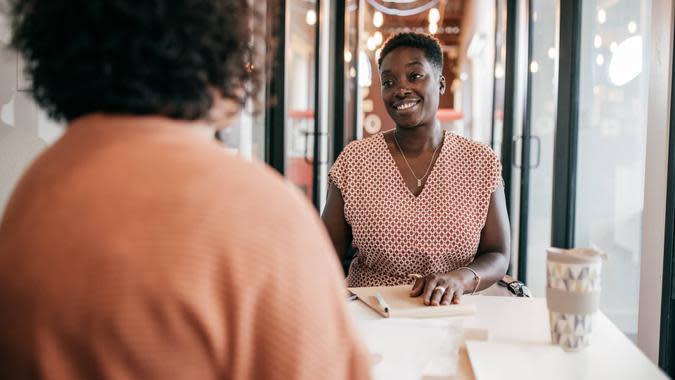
[429,22,438,34]
[373,11,384,28]
[428,8,440,24]
[373,31,383,45]
[596,54,604,66]
[344,51,352,63]
[530,60,539,73]
[627,21,637,34]
[306,9,316,26]
[367,36,377,51]
[597,8,606,24]
[547,47,557,59]
[609,42,618,53]
[594,35,602,48]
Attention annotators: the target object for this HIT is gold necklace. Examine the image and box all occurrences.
[393,131,443,188]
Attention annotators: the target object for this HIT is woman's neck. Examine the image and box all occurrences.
[393,122,443,154]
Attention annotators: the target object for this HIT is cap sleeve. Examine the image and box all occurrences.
[480,144,504,194]
[328,141,355,196]
[483,145,503,194]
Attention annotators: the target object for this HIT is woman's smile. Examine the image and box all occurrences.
[391,98,422,114]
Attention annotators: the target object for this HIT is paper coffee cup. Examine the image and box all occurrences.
[546,247,604,352]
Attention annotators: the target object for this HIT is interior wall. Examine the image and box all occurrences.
[638,0,674,364]
[0,8,64,217]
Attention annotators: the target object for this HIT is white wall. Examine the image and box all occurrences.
[638,0,674,364]
[0,9,64,217]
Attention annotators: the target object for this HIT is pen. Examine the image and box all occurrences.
[374,292,389,314]
[347,290,358,301]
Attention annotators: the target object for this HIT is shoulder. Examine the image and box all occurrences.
[447,133,500,163]
[337,133,384,159]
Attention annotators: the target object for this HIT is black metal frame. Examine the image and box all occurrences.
[550,0,581,248]
[311,0,322,208]
[332,0,346,163]
[500,0,518,213]
[489,0,502,149]
[658,28,675,376]
[516,0,534,281]
[264,0,286,174]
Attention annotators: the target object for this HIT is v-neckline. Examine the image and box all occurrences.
[380,131,448,200]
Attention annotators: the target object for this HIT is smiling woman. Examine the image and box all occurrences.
[321,32,512,307]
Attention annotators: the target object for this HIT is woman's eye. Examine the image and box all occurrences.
[410,73,424,81]
[382,80,393,88]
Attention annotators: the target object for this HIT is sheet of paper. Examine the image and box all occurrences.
[355,318,462,380]
[350,285,476,318]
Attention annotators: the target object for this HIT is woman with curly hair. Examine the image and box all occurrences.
[0,1,370,379]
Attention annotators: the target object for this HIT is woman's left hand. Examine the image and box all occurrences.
[409,271,467,306]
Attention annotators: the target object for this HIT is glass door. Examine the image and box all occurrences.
[521,0,558,294]
[284,0,320,203]
[574,0,652,342]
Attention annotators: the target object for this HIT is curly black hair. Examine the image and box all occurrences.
[377,32,443,74]
[9,0,271,122]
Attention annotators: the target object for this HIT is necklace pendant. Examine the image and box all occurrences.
[417,179,422,187]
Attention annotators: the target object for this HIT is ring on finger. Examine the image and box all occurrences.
[434,286,446,294]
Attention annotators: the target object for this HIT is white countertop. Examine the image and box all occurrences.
[348,295,668,380]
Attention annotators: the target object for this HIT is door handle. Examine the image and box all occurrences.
[303,130,328,165]
[511,135,541,169]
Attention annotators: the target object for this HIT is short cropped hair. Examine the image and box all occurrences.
[378,32,443,74]
[9,0,268,122]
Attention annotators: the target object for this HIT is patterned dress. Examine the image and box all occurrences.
[329,131,502,287]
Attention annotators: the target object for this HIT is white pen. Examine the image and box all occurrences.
[374,292,390,314]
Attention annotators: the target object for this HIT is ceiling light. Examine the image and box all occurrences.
[548,47,557,59]
[530,61,539,73]
[373,11,384,28]
[596,54,604,66]
[594,35,602,48]
[428,8,440,24]
[597,9,606,24]
[609,36,643,86]
[373,31,383,45]
[306,9,316,26]
[429,22,438,34]
[610,42,618,53]
[494,63,505,79]
[628,21,637,34]
[367,36,377,51]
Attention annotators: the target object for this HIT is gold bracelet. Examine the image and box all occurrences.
[457,267,481,295]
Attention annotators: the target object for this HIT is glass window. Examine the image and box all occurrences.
[524,0,558,296]
[575,0,652,342]
[284,0,318,202]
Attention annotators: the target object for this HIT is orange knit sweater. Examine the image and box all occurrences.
[0,115,371,380]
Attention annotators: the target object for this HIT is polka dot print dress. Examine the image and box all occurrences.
[329,131,503,287]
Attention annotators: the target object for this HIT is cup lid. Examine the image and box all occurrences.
[547,247,606,264]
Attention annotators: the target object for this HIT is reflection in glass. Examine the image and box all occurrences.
[575,0,652,342]
[524,0,558,298]
[285,0,318,201]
